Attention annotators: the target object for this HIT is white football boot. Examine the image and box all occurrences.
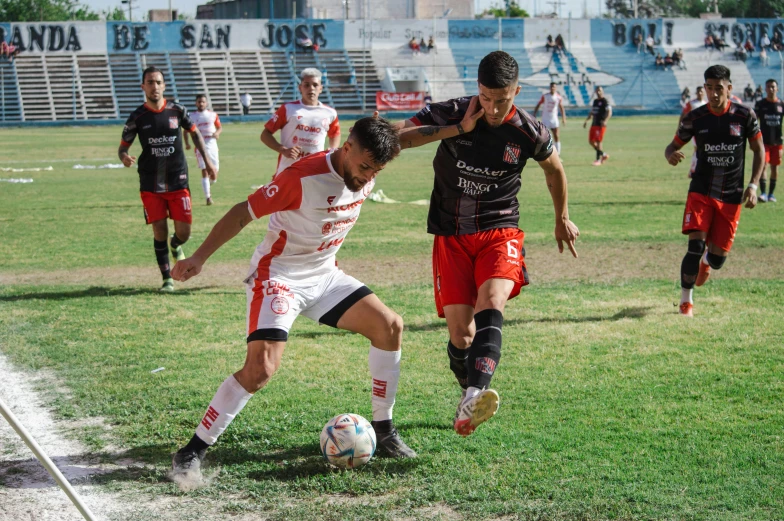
[453,388,499,437]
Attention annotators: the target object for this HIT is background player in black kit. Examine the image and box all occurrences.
[395,51,579,437]
[754,79,784,202]
[583,86,612,166]
[664,65,764,317]
[119,67,216,292]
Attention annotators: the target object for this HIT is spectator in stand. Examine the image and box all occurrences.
[0,41,19,62]
[761,33,771,50]
[545,34,556,52]
[761,46,770,66]
[704,34,714,49]
[240,92,252,115]
[735,44,747,62]
[555,34,566,53]
[715,37,728,52]
[673,48,687,69]
[664,53,674,70]
[635,34,644,53]
[744,84,755,101]
[297,36,317,53]
[420,37,427,53]
[409,37,420,56]
[772,33,783,51]
[755,84,764,101]
[427,36,436,54]
[645,35,656,56]
[744,38,755,57]
[655,53,664,70]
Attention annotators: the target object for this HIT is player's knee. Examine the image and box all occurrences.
[382,312,404,345]
[706,251,726,270]
[242,355,280,391]
[687,239,706,256]
[449,331,473,350]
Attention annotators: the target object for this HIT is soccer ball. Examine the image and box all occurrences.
[320,413,376,469]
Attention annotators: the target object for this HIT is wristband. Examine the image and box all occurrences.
[747,183,758,191]
[456,123,465,135]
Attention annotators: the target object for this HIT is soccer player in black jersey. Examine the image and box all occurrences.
[583,86,612,165]
[754,79,784,202]
[118,67,216,292]
[664,65,764,317]
[395,51,580,437]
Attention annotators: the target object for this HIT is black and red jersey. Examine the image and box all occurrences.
[675,101,761,205]
[411,97,554,236]
[753,97,784,146]
[591,98,610,127]
[121,100,196,193]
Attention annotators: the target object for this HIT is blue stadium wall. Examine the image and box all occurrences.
[1,18,780,124]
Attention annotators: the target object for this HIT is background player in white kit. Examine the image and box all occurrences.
[185,94,222,205]
[678,86,707,178]
[169,118,418,481]
[533,82,566,154]
[261,68,341,178]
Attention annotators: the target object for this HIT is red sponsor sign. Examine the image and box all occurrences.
[376,91,425,111]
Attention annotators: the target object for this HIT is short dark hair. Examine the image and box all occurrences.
[704,65,731,83]
[766,78,778,86]
[549,82,557,87]
[696,86,704,92]
[349,117,400,166]
[477,51,519,89]
[142,66,164,84]
[196,94,207,101]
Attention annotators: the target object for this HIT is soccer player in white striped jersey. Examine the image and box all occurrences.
[533,82,567,155]
[185,94,222,205]
[261,68,341,178]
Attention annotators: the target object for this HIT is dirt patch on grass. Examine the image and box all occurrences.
[1,243,781,290]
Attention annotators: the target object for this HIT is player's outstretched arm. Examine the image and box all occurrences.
[745,136,765,208]
[118,145,136,167]
[664,139,686,166]
[190,128,216,177]
[398,96,485,150]
[172,202,253,282]
[538,151,579,257]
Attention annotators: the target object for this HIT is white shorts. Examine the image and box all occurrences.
[542,117,559,130]
[244,267,369,340]
[195,139,219,170]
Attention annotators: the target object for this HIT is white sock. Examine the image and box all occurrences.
[465,386,481,401]
[194,375,252,445]
[201,177,211,198]
[555,141,561,154]
[681,288,693,304]
[210,177,216,185]
[701,250,709,266]
[368,346,400,422]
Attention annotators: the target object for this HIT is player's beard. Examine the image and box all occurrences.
[341,162,366,192]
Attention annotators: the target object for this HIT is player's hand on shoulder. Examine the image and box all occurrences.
[171,257,202,282]
[555,219,580,258]
[121,155,136,167]
[460,96,485,133]
[666,150,685,166]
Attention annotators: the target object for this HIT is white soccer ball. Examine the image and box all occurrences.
[320,413,376,469]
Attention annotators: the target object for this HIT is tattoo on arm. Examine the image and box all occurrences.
[417,126,440,137]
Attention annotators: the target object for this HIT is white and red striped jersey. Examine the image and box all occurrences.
[538,92,563,121]
[264,100,340,175]
[246,150,372,280]
[681,98,707,115]
[190,109,221,140]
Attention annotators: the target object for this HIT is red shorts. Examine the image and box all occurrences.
[682,192,741,252]
[589,126,606,143]
[765,144,783,166]
[140,188,192,224]
[432,228,529,318]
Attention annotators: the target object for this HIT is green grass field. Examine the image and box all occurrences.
[0,116,783,520]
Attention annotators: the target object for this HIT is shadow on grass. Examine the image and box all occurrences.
[0,286,237,301]
[405,306,654,333]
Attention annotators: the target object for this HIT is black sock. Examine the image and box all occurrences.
[681,239,704,290]
[447,341,469,389]
[170,234,186,250]
[760,178,768,195]
[370,419,392,434]
[154,239,171,280]
[467,309,503,390]
[596,149,603,161]
[770,178,777,195]
[183,433,210,453]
